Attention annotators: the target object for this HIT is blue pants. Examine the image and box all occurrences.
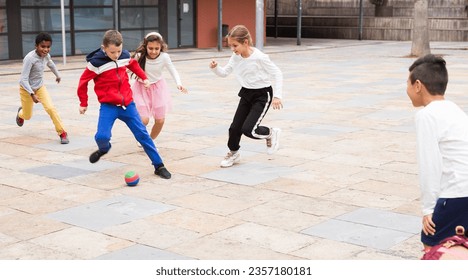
[95,102,163,166]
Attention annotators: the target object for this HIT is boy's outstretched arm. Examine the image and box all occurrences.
[77,67,97,111]
[127,58,148,82]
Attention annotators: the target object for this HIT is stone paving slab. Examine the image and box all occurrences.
[94,244,193,260]
[302,219,415,250]
[102,219,203,250]
[34,136,96,152]
[29,227,134,259]
[201,162,300,186]
[336,207,421,233]
[47,195,176,231]
[25,165,95,180]
[301,207,420,250]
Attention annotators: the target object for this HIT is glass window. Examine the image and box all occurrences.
[22,33,71,57]
[0,35,8,60]
[74,31,104,55]
[120,7,157,29]
[48,33,72,57]
[21,8,70,32]
[71,0,112,6]
[120,0,158,5]
[120,8,144,28]
[0,8,6,34]
[74,8,114,30]
[143,7,158,28]
[0,0,5,57]
[121,30,154,51]
[21,0,70,6]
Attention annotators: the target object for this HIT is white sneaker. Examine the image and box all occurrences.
[220,151,240,167]
[267,128,281,155]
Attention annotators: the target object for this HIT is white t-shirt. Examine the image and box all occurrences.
[211,47,283,99]
[416,100,468,215]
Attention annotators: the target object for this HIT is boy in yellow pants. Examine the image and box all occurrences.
[16,32,69,144]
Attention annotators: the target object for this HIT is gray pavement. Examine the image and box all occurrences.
[2,38,468,260]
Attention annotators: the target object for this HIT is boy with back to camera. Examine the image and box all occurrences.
[77,30,171,179]
[407,54,468,252]
[16,32,69,144]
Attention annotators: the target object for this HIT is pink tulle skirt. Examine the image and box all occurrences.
[132,78,172,119]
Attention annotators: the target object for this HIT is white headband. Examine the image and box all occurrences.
[145,32,162,39]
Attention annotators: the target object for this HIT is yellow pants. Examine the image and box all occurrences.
[19,85,65,135]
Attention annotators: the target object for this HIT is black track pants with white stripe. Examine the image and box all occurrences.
[227,86,273,151]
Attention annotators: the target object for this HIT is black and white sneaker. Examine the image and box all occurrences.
[267,128,281,155]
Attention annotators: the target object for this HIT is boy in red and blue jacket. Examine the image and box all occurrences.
[77,30,171,179]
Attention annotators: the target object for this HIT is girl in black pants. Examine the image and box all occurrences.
[210,25,283,167]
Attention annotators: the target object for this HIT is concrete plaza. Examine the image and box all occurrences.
[1,38,468,260]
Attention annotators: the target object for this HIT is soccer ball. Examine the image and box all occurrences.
[124,171,140,186]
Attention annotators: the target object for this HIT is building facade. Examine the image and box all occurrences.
[0,0,261,61]
[266,0,468,41]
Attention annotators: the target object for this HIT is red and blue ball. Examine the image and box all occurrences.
[124,171,140,186]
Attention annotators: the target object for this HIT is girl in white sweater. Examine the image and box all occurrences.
[210,25,283,168]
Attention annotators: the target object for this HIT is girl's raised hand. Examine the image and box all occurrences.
[209,59,217,69]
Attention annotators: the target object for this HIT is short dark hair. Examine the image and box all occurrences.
[409,54,448,95]
[35,32,52,45]
[102,30,123,47]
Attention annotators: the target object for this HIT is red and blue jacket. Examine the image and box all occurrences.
[77,48,147,107]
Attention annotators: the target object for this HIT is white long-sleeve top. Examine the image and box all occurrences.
[19,50,60,94]
[136,52,182,86]
[211,47,283,99]
[416,100,468,215]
